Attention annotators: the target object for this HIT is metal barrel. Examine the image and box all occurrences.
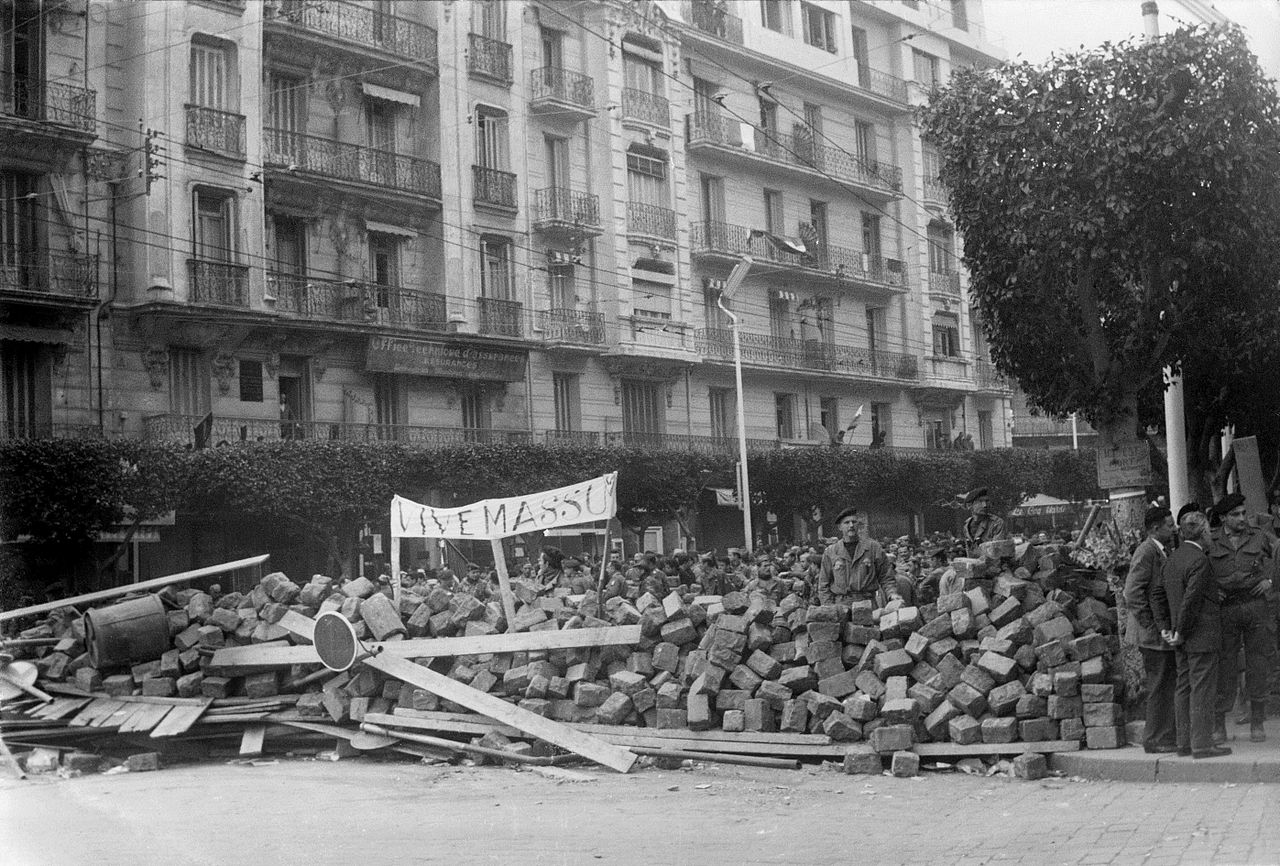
[84,595,170,668]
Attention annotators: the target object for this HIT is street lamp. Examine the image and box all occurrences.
[717,255,754,554]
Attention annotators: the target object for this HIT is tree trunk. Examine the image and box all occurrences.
[1095,396,1147,541]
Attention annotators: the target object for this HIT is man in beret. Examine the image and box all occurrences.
[961,488,1007,556]
[1207,492,1276,743]
[1123,505,1178,752]
[818,506,903,609]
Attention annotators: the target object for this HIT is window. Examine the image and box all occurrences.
[633,279,671,320]
[803,102,824,137]
[267,74,304,133]
[626,147,668,207]
[623,52,662,96]
[272,216,306,277]
[460,384,491,431]
[700,174,725,224]
[922,144,942,182]
[928,223,955,274]
[870,402,890,447]
[479,235,513,299]
[0,172,38,277]
[709,387,733,439]
[190,40,232,110]
[850,25,870,85]
[865,307,884,354]
[693,76,720,119]
[861,213,882,260]
[978,410,993,449]
[854,120,876,165]
[769,295,792,340]
[808,200,828,248]
[952,0,969,31]
[622,379,663,435]
[369,232,399,294]
[238,359,263,403]
[913,49,940,87]
[473,0,506,40]
[932,315,962,357]
[548,263,575,309]
[925,418,948,451]
[760,0,791,34]
[553,372,579,433]
[807,296,833,344]
[801,3,837,52]
[1,341,51,439]
[169,347,209,418]
[759,98,777,132]
[540,26,563,69]
[763,189,784,234]
[193,188,234,262]
[820,397,838,439]
[373,373,402,438]
[544,135,569,190]
[475,107,509,170]
[775,392,795,440]
[366,99,395,153]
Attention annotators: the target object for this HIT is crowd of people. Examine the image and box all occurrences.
[1124,492,1279,759]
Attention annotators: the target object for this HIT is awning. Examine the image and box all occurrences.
[361,82,420,107]
[1010,493,1074,517]
[366,220,418,239]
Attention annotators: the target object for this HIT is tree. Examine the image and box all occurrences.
[921,25,1280,529]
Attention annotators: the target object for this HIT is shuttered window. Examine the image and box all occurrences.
[190,42,230,109]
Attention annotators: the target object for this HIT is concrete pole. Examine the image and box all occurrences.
[1071,412,1079,450]
[1223,425,1236,494]
[1142,1,1160,38]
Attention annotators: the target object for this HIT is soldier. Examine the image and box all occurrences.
[961,487,1007,555]
[1207,492,1276,744]
[1123,505,1177,753]
[1152,509,1230,758]
[818,506,903,609]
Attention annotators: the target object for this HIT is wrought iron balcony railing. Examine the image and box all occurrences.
[686,111,902,193]
[472,165,518,210]
[604,431,782,455]
[975,360,1009,390]
[532,187,600,229]
[268,272,448,329]
[928,270,961,296]
[690,221,906,288]
[681,0,744,43]
[529,67,594,110]
[924,176,948,203]
[627,201,677,240]
[273,0,438,66]
[860,68,909,103]
[0,422,104,442]
[695,327,919,380]
[478,296,524,338]
[621,87,669,126]
[468,32,513,83]
[144,414,533,448]
[0,72,96,133]
[188,259,250,306]
[544,429,601,445]
[265,128,442,199]
[537,308,606,345]
[0,244,98,299]
[186,104,246,159]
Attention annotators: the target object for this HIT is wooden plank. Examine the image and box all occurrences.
[489,538,519,634]
[43,684,208,707]
[268,717,451,762]
[238,724,267,757]
[592,732,849,757]
[118,703,173,733]
[280,610,637,774]
[367,712,502,737]
[912,740,1081,757]
[150,699,214,738]
[101,702,150,730]
[208,625,644,673]
[69,699,122,727]
[31,698,90,720]
[0,555,271,623]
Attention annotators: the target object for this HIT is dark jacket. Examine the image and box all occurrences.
[1206,525,1274,599]
[963,513,1006,554]
[1123,537,1170,651]
[818,537,898,605]
[1152,540,1221,654]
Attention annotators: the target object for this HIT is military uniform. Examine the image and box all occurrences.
[818,537,900,607]
[1206,523,1277,721]
[962,513,1006,556]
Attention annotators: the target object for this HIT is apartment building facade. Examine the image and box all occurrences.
[1,0,1010,565]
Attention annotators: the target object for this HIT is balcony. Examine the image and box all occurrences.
[264,128,442,201]
[478,296,524,338]
[928,270,961,297]
[680,0,743,44]
[857,68,909,104]
[0,72,96,138]
[685,111,903,198]
[472,165,518,212]
[0,245,98,303]
[924,176,948,205]
[268,0,438,70]
[695,327,919,381]
[544,429,601,446]
[186,105,246,160]
[529,67,595,119]
[0,422,104,442]
[627,201,677,241]
[188,260,249,307]
[604,431,781,455]
[690,221,906,291]
[143,414,533,449]
[532,188,601,237]
[621,88,669,127]
[468,33,513,84]
[268,272,448,330]
[975,360,1010,392]
[538,308,607,347]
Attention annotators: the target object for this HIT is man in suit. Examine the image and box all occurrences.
[1123,505,1177,753]
[1152,509,1231,758]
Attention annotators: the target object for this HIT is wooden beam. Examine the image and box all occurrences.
[912,740,1081,757]
[0,555,271,622]
[279,611,636,774]
[208,625,643,673]
[490,538,519,633]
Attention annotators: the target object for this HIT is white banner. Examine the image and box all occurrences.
[391,472,618,540]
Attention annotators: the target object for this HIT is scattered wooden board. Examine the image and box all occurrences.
[118,703,173,733]
[96,702,141,729]
[238,724,267,757]
[268,717,450,762]
[209,625,644,673]
[913,740,1081,757]
[588,732,848,758]
[69,699,123,727]
[150,699,214,738]
[280,611,637,774]
[29,697,91,721]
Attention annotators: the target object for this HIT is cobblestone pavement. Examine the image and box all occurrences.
[2,757,1278,865]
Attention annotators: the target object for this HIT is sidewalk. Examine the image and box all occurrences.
[1051,717,1280,782]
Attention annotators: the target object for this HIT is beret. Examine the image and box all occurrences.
[963,488,989,505]
[1143,506,1171,528]
[1213,492,1247,516]
[834,506,860,524]
[1175,502,1202,524]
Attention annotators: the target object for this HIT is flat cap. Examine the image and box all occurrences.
[834,506,860,524]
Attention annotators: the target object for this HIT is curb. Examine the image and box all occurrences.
[1051,746,1280,784]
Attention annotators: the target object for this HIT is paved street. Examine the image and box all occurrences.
[2,757,1278,865]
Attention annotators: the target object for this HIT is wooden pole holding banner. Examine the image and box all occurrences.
[595,524,611,602]
[390,536,401,610]
[490,539,519,633]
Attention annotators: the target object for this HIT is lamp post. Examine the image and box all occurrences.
[717,255,754,554]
